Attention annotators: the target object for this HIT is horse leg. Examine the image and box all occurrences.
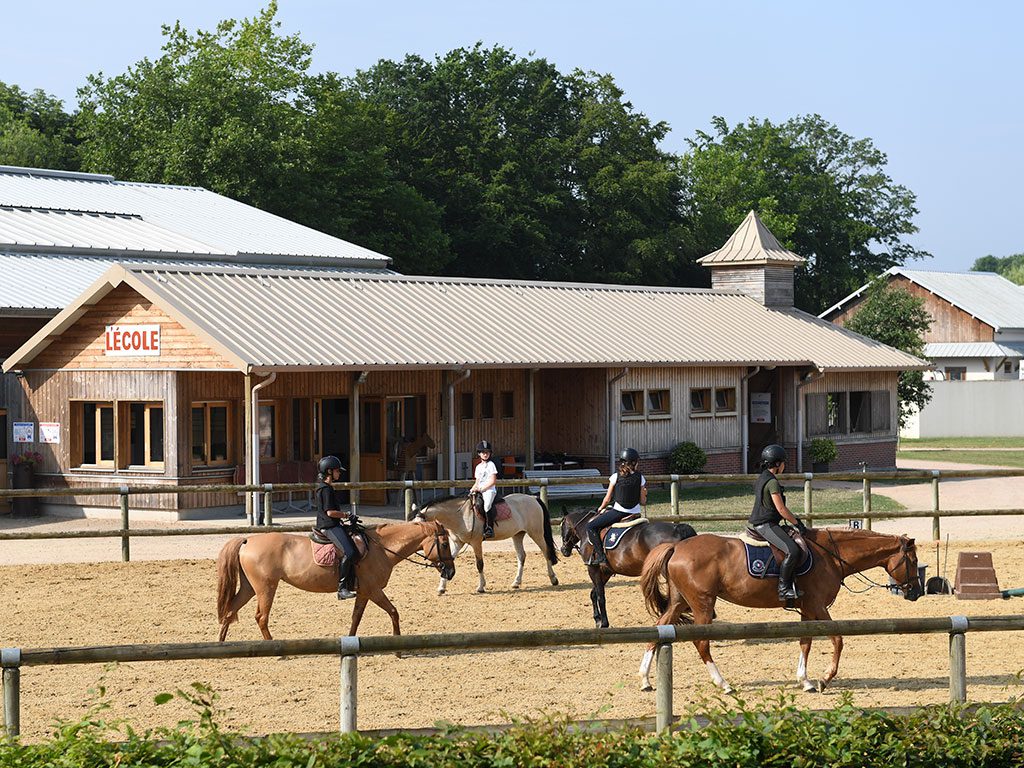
[438,537,466,595]
[797,637,816,693]
[690,599,733,694]
[590,566,612,629]
[511,532,526,589]
[218,575,255,642]
[472,539,486,593]
[368,590,404,658]
[348,595,370,636]
[816,607,842,690]
[253,580,279,641]
[526,521,559,586]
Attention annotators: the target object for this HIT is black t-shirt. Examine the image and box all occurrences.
[613,471,644,509]
[315,480,343,529]
[749,469,785,526]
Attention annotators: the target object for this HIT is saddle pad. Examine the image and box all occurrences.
[603,518,647,551]
[743,542,813,580]
[477,498,513,522]
[312,541,338,567]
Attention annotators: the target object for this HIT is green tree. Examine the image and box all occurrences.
[352,44,688,283]
[0,81,79,169]
[844,278,932,427]
[971,253,1024,285]
[678,115,927,311]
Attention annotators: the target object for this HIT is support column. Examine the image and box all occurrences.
[351,373,365,514]
[243,373,253,522]
[526,369,536,471]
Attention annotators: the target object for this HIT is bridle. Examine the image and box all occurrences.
[813,529,917,595]
[562,509,598,555]
[376,522,455,572]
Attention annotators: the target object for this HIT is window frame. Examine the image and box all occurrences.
[689,388,712,418]
[945,366,966,381]
[714,387,737,415]
[500,390,515,419]
[75,401,116,469]
[620,389,644,420]
[480,391,495,420]
[123,401,165,470]
[257,400,282,462]
[191,401,233,468]
[460,392,475,421]
[647,389,671,419]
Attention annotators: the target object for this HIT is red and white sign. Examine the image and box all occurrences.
[104,325,161,356]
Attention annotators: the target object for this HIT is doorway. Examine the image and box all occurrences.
[315,398,350,503]
[747,369,782,471]
[360,398,386,504]
[0,409,7,513]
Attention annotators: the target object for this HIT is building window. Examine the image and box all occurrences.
[460,392,475,420]
[690,388,711,415]
[647,389,671,417]
[620,390,643,418]
[192,402,232,467]
[849,391,872,433]
[945,367,966,381]
[714,388,737,414]
[807,390,891,437]
[500,390,515,419]
[0,410,6,461]
[79,402,115,467]
[480,392,495,420]
[258,403,279,460]
[826,393,848,434]
[126,402,164,468]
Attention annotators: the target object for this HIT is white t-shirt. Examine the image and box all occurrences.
[607,472,647,513]
[475,460,497,488]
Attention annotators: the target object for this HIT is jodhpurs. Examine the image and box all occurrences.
[753,522,801,584]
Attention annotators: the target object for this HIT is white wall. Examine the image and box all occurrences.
[901,380,1024,438]
[925,357,1021,381]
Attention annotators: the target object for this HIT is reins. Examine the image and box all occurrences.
[806,528,915,595]
[566,509,599,555]
[369,523,454,571]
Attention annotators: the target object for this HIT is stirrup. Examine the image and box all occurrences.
[482,525,494,539]
[587,551,607,566]
[337,587,357,600]
[778,584,802,601]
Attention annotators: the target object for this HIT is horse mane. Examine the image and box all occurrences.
[419,493,466,509]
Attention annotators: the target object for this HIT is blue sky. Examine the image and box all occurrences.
[5,1,1021,272]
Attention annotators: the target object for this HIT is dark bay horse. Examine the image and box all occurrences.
[640,528,922,693]
[217,520,455,640]
[415,493,558,594]
[559,508,697,631]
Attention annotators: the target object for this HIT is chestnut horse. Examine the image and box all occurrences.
[559,508,697,629]
[217,520,455,640]
[415,493,558,594]
[640,527,922,693]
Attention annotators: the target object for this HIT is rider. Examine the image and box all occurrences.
[586,448,647,565]
[315,455,358,600]
[471,440,499,539]
[749,444,808,601]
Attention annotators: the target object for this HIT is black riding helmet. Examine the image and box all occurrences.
[759,444,787,469]
[619,447,640,463]
[476,440,493,453]
[318,455,345,479]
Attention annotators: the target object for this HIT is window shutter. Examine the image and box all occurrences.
[872,390,891,432]
[806,393,827,436]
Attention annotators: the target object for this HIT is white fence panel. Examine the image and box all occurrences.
[903,380,1024,438]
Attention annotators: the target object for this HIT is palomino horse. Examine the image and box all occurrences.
[217,520,455,640]
[559,508,697,629]
[639,527,922,693]
[415,493,558,594]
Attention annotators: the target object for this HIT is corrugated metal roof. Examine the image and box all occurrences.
[925,342,1024,359]
[697,210,805,266]
[6,263,922,372]
[821,267,1024,330]
[0,252,396,311]
[0,167,390,265]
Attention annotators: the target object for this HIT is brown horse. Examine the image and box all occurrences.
[559,508,697,629]
[640,527,922,693]
[217,520,455,641]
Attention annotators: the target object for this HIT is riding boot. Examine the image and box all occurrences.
[337,557,356,600]
[587,529,607,565]
[777,556,802,601]
[483,507,496,539]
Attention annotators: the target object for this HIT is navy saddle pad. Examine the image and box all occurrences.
[602,526,635,551]
[743,542,813,579]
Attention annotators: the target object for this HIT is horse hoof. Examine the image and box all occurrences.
[818,680,827,693]
[476,588,486,594]
[640,683,654,692]
[437,589,446,596]
[511,583,521,590]
[802,681,818,693]
[551,577,559,586]
[722,685,734,695]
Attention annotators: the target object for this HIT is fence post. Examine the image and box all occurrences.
[340,637,359,733]
[932,471,941,541]
[404,481,415,521]
[803,473,813,527]
[119,487,130,562]
[860,464,872,530]
[670,475,679,517]
[263,484,274,527]
[540,478,549,508]
[1,648,20,738]
[655,625,674,731]
[949,615,968,702]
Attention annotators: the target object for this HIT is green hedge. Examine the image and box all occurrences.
[2,689,1022,767]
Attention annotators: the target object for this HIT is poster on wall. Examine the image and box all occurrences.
[39,422,61,444]
[13,422,34,443]
[750,393,771,424]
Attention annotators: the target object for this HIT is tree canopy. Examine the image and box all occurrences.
[844,279,932,428]
[972,253,1024,285]
[0,81,79,169]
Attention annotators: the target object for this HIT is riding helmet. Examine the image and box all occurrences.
[619,447,640,463]
[318,455,345,478]
[476,440,493,453]
[760,444,787,467]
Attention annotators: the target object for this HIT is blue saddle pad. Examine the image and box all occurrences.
[602,526,632,551]
[743,542,813,579]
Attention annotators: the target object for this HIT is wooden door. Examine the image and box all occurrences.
[359,398,386,505]
[0,409,7,513]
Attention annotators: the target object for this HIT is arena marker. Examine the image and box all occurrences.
[0,648,20,667]
[339,636,361,655]
[656,625,676,642]
[949,615,969,633]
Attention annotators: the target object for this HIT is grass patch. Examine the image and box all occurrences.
[898,450,1024,468]
[899,436,1024,449]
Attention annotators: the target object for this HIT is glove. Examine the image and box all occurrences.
[795,519,808,534]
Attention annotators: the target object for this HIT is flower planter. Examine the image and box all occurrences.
[811,462,831,473]
[12,462,39,516]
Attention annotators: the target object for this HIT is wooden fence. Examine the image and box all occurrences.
[1,469,1024,561]
[3,614,1023,737]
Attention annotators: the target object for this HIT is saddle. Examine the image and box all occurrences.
[741,526,812,580]
[578,513,646,560]
[310,524,369,568]
[472,495,513,523]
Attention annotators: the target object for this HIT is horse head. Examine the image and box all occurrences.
[420,521,456,581]
[559,507,595,557]
[887,535,922,601]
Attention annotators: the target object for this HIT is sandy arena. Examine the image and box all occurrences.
[2,529,1023,739]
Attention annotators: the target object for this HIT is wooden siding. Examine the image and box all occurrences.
[709,265,796,307]
[536,368,608,456]
[830,275,994,343]
[29,284,236,369]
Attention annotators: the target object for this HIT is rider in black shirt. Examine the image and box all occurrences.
[749,444,808,601]
[315,455,358,600]
[586,448,647,565]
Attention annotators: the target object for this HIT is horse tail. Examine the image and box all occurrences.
[537,496,559,566]
[640,541,676,618]
[216,537,247,628]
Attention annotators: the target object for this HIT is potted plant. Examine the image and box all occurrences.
[11,450,44,516]
[809,438,838,473]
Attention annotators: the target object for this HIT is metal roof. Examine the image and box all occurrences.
[0,166,390,266]
[697,210,805,266]
[821,268,1024,330]
[4,264,928,373]
[925,342,1024,359]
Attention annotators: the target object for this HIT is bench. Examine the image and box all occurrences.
[524,468,606,500]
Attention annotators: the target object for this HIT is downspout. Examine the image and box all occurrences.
[608,368,629,473]
[740,366,761,474]
[448,368,472,486]
[796,368,825,472]
[250,371,277,517]
[351,371,368,513]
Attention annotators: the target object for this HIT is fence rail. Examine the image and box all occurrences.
[3,615,1023,737]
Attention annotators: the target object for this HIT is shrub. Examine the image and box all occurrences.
[809,438,838,464]
[668,441,707,474]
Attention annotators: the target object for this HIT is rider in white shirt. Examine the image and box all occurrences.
[471,440,499,538]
